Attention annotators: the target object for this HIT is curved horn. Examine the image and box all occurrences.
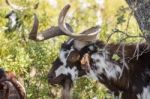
[5,0,39,11]
[0,70,26,99]
[29,14,73,41]
[10,78,26,99]
[5,0,28,11]
[58,4,101,41]
[29,4,99,42]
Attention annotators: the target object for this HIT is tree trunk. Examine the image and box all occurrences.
[125,0,150,43]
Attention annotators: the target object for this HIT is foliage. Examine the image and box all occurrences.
[0,0,142,99]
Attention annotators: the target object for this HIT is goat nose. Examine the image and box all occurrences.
[48,75,53,82]
[48,73,55,79]
[48,75,53,78]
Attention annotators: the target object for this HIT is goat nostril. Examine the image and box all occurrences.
[48,73,56,79]
[48,75,53,78]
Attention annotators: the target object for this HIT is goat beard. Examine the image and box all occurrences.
[61,78,73,99]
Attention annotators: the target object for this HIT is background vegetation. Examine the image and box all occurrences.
[0,0,142,99]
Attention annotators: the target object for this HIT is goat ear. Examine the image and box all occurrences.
[67,50,80,63]
[80,53,91,70]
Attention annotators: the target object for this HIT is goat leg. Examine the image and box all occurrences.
[61,79,73,99]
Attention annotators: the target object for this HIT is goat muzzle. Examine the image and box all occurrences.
[48,73,66,86]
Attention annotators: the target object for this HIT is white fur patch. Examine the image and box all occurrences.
[55,49,79,80]
[55,66,78,80]
[10,13,17,28]
[89,46,94,51]
[137,86,150,99]
[91,53,122,80]
[59,50,68,64]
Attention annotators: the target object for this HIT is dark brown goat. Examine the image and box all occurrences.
[0,68,26,99]
[29,4,150,99]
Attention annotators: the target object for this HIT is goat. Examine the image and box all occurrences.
[0,68,26,99]
[29,4,150,99]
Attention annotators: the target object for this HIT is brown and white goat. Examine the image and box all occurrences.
[29,4,150,99]
[0,68,26,99]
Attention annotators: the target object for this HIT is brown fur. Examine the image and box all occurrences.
[48,40,150,99]
[0,69,26,99]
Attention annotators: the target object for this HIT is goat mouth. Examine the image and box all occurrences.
[48,75,68,86]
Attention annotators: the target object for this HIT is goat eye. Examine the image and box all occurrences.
[61,43,67,48]
[61,45,70,51]
[63,48,68,51]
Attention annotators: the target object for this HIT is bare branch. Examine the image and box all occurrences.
[58,4,100,41]
[5,0,39,11]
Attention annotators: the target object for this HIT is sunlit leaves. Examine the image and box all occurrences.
[0,0,142,98]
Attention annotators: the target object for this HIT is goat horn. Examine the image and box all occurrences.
[5,0,28,11]
[5,0,39,11]
[58,4,100,41]
[29,4,99,41]
[29,14,73,41]
[0,77,26,98]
